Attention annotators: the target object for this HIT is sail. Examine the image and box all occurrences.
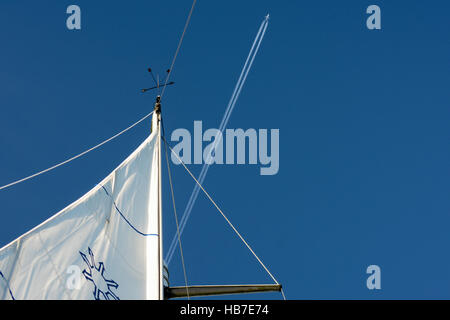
[0,113,162,300]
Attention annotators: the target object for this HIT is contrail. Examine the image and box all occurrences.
[166,15,270,265]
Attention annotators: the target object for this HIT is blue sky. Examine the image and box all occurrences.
[0,1,449,299]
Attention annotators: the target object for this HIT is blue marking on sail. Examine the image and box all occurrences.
[100,185,158,237]
[0,270,15,300]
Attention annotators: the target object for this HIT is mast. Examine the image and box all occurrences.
[146,95,164,300]
[155,95,164,300]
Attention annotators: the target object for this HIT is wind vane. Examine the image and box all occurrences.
[141,68,175,94]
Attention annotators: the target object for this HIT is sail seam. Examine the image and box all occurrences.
[37,232,72,300]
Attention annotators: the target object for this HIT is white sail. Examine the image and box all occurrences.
[0,113,162,300]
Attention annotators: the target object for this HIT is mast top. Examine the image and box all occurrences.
[154,95,161,115]
[141,67,174,94]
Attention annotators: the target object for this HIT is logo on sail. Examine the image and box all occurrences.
[79,248,120,300]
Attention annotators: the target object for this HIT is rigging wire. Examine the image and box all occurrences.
[0,111,155,192]
[281,288,287,300]
[162,118,190,299]
[162,136,281,287]
[165,15,270,265]
[160,0,197,99]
